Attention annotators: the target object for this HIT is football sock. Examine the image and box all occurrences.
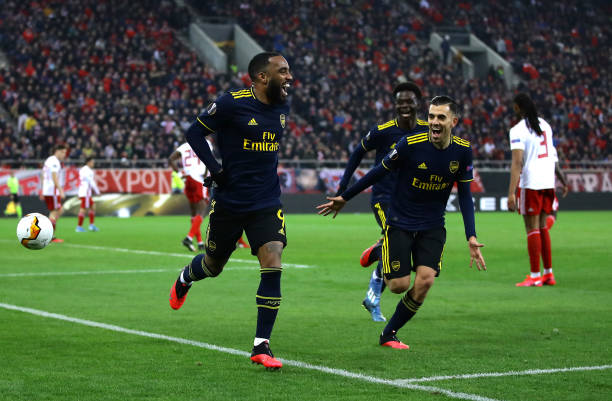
[16,204,22,219]
[382,291,422,336]
[255,267,282,341]
[544,268,553,275]
[195,215,204,243]
[188,215,203,239]
[49,217,57,232]
[527,229,541,274]
[254,337,268,347]
[546,215,556,230]
[181,254,217,282]
[375,262,386,293]
[77,213,84,227]
[89,210,95,224]
[540,227,552,269]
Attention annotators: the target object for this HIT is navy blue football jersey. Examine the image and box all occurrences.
[196,88,290,212]
[381,133,474,231]
[360,119,429,204]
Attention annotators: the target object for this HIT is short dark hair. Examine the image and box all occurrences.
[393,81,422,100]
[53,143,68,152]
[248,52,283,81]
[430,95,460,116]
[85,156,94,164]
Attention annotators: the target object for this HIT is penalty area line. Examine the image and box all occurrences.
[0,303,501,401]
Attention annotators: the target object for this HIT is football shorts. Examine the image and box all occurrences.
[184,176,205,203]
[381,225,446,279]
[204,201,287,259]
[518,188,555,215]
[370,201,389,233]
[79,196,94,209]
[44,195,62,211]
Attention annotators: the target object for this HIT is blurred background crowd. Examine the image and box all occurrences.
[0,0,609,167]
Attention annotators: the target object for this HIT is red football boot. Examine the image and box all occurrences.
[250,341,282,369]
[360,240,381,267]
[542,273,556,286]
[515,275,543,287]
[379,331,409,349]
[169,276,192,310]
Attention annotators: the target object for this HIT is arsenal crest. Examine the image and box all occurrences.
[449,161,459,173]
[280,114,286,128]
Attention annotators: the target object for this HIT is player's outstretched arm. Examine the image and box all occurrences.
[468,236,486,271]
[316,196,346,218]
[336,144,367,196]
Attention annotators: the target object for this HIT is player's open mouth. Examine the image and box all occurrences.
[431,127,442,138]
[281,82,291,97]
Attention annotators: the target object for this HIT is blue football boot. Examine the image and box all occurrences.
[362,270,386,322]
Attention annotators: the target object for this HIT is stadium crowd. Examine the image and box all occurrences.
[194,0,611,165]
[420,0,611,163]
[0,0,236,165]
[0,0,609,166]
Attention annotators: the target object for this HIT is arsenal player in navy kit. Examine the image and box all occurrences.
[169,52,292,369]
[319,96,486,350]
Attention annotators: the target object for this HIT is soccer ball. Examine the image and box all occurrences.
[17,213,54,250]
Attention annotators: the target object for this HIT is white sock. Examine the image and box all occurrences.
[530,272,541,278]
[186,235,192,241]
[254,337,269,347]
[543,268,553,275]
[179,272,191,285]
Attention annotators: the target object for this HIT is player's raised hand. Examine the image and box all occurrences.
[468,236,486,271]
[316,196,347,218]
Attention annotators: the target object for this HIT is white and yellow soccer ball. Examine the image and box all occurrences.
[17,213,54,250]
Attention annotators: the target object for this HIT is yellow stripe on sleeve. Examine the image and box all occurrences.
[197,117,215,132]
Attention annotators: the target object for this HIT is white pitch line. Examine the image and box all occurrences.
[0,302,501,401]
[396,365,612,383]
[0,239,314,269]
[0,266,260,278]
[60,242,314,269]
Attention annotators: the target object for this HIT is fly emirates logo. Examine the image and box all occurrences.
[243,131,279,152]
[412,174,451,191]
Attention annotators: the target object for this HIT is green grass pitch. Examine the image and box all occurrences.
[1,211,611,401]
